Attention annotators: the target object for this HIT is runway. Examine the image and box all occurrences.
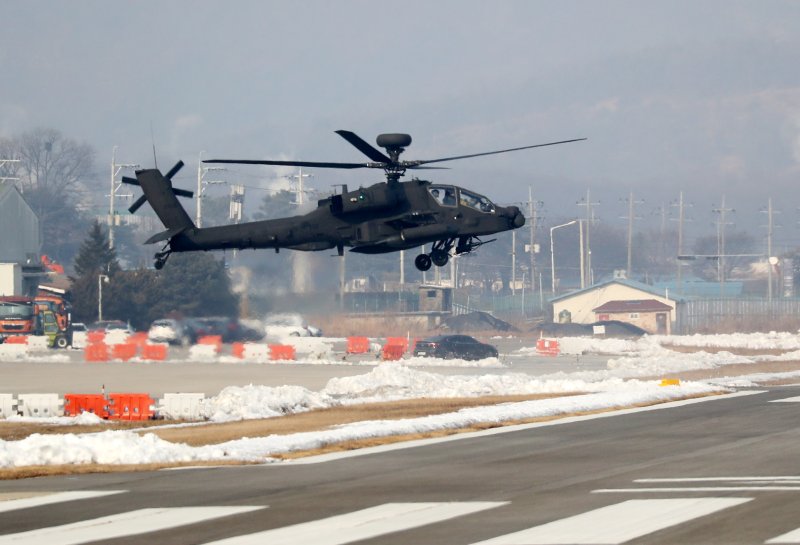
[1,385,799,544]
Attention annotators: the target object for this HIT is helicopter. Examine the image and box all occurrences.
[123,130,585,271]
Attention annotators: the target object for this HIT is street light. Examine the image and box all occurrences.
[98,274,109,322]
[550,220,578,294]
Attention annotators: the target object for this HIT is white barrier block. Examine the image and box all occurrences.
[0,344,27,360]
[71,331,88,349]
[26,336,50,352]
[189,344,217,361]
[18,393,62,418]
[159,393,206,420]
[0,394,16,419]
[104,330,129,345]
[243,343,270,362]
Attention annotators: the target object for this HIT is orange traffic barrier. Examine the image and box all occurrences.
[3,335,28,345]
[198,335,223,353]
[231,342,245,358]
[269,344,296,361]
[87,330,105,344]
[346,336,370,354]
[108,393,155,420]
[127,332,149,347]
[535,338,560,356]
[381,344,405,361]
[84,343,109,362]
[385,337,409,352]
[112,342,138,361]
[64,394,109,418]
[141,343,168,361]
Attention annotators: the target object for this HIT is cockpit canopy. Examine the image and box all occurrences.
[428,185,495,213]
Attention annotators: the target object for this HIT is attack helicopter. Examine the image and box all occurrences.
[123,130,584,271]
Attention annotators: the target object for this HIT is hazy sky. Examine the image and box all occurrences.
[3,1,800,248]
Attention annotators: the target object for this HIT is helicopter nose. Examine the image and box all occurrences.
[507,206,525,228]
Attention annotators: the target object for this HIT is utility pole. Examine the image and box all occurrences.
[291,168,314,294]
[0,159,20,184]
[196,151,225,228]
[761,197,780,301]
[108,147,138,249]
[527,186,543,291]
[670,191,692,295]
[576,189,599,287]
[620,191,643,278]
[511,229,516,295]
[712,195,735,295]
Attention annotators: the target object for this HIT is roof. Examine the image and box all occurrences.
[550,277,672,303]
[593,299,673,313]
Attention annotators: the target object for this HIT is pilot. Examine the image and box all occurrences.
[431,188,441,202]
[443,189,456,205]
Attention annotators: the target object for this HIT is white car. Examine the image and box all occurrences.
[264,313,322,338]
[148,319,190,346]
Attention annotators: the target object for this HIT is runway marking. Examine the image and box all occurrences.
[767,526,800,543]
[770,396,800,403]
[289,390,764,465]
[594,487,800,493]
[595,476,800,493]
[469,498,751,544]
[0,506,264,545]
[0,490,125,513]
[202,502,506,545]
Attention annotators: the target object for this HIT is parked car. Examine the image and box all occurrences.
[185,316,262,343]
[147,318,191,346]
[413,335,498,360]
[90,320,134,334]
[264,313,322,338]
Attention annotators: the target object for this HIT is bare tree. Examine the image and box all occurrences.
[3,128,96,262]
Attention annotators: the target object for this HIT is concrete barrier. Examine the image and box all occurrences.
[17,393,62,418]
[159,393,206,420]
[0,394,16,419]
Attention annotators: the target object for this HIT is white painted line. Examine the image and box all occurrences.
[202,502,506,545]
[288,390,765,465]
[0,490,125,514]
[470,498,751,545]
[0,506,264,545]
[767,526,800,543]
[594,487,800,493]
[636,477,800,483]
[770,396,800,403]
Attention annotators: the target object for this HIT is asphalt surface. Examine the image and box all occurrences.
[0,338,610,396]
[1,386,800,544]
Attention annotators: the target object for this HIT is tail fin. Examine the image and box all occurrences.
[123,161,196,234]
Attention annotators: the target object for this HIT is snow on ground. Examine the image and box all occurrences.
[2,331,800,468]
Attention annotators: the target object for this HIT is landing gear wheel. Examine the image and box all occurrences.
[154,258,166,270]
[431,250,449,267]
[415,254,432,271]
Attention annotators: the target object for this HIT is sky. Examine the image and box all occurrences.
[2,330,798,467]
[3,1,800,247]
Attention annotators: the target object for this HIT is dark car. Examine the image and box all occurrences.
[185,316,263,343]
[413,335,499,360]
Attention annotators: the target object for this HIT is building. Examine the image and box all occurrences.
[0,183,45,295]
[551,278,676,330]
[593,299,673,334]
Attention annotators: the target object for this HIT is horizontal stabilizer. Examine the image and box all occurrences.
[145,226,188,245]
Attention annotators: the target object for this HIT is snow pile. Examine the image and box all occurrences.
[0,382,719,468]
[653,331,800,351]
[203,384,332,422]
[0,344,28,360]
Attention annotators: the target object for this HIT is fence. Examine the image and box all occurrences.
[676,298,800,334]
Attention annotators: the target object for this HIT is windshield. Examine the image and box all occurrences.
[0,303,33,319]
[458,189,495,213]
[428,186,457,207]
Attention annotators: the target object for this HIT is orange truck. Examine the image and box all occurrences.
[0,292,72,348]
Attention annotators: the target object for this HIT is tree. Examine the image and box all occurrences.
[69,221,120,323]
[0,128,96,261]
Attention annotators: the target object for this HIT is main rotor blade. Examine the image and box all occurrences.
[413,138,587,166]
[335,130,392,163]
[204,159,370,169]
[128,195,148,214]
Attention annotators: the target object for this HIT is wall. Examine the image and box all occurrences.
[0,263,22,296]
[552,283,675,324]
